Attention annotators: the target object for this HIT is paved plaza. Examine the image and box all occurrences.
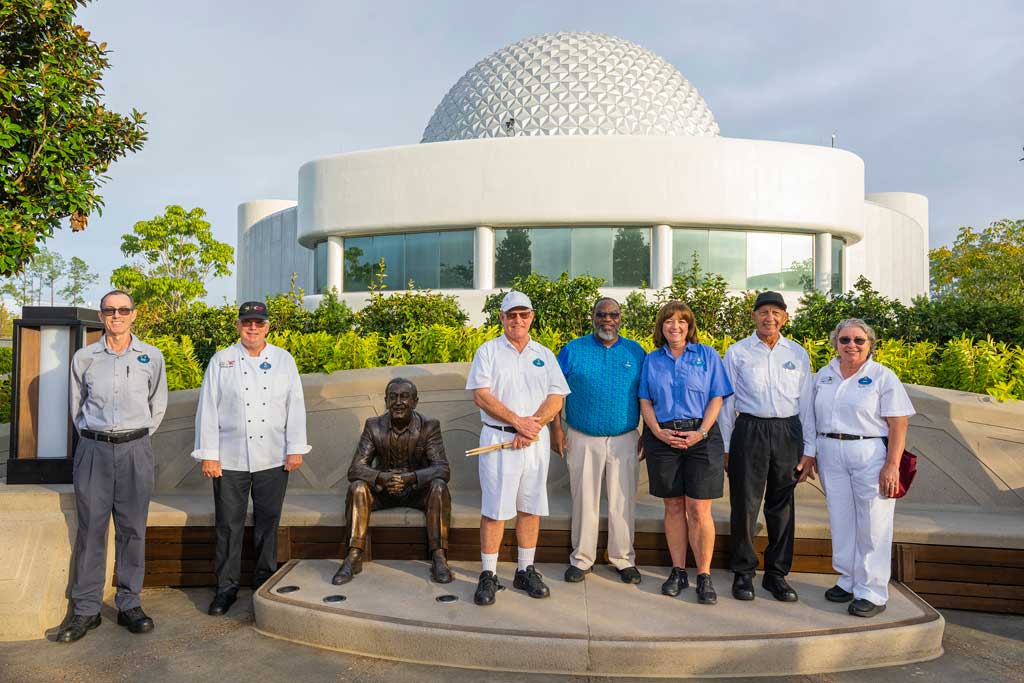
[0,585,1020,683]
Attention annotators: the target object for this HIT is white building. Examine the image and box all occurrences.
[237,32,928,322]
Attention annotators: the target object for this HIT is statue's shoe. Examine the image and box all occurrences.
[332,555,363,585]
[431,559,453,584]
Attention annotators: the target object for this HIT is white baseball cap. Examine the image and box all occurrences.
[500,291,533,312]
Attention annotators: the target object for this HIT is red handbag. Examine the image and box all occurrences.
[894,450,917,499]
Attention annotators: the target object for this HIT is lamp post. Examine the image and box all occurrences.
[7,307,104,484]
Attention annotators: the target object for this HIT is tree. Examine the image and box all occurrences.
[30,247,65,305]
[930,218,1024,305]
[0,0,147,277]
[59,255,98,305]
[1,268,34,307]
[110,205,233,314]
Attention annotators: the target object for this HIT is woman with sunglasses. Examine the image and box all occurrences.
[639,301,733,604]
[812,318,914,618]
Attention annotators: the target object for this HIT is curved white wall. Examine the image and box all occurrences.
[296,135,867,247]
[237,200,312,302]
[845,195,928,304]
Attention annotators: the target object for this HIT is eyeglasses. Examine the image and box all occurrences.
[100,307,133,316]
[838,336,868,346]
[594,311,621,320]
[240,319,268,328]
[503,311,532,320]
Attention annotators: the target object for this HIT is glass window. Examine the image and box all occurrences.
[342,230,474,292]
[831,237,844,294]
[612,228,651,286]
[674,228,812,291]
[496,227,651,287]
[673,228,709,275]
[781,234,813,291]
[495,229,532,286]
[746,232,782,289]
[708,230,746,289]
[531,228,571,280]
[572,228,612,283]
[313,240,328,294]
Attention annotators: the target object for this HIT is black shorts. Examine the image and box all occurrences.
[644,422,726,500]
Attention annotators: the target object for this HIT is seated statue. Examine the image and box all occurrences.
[333,377,453,584]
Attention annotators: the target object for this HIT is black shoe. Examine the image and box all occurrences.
[763,575,798,602]
[696,573,717,605]
[116,607,154,634]
[732,573,755,601]
[564,565,592,583]
[617,566,642,584]
[208,590,238,616]
[514,565,551,598]
[661,567,689,596]
[332,551,363,585]
[430,557,453,584]
[825,585,855,603]
[473,570,504,606]
[56,614,101,643]
[848,598,886,618]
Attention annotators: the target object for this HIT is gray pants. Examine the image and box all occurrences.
[213,467,290,593]
[71,435,154,617]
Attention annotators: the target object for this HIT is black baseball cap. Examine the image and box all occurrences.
[754,291,787,311]
[238,301,269,320]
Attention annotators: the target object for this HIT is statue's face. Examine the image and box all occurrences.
[385,382,418,420]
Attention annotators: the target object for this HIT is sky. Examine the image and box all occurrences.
[25,0,1024,306]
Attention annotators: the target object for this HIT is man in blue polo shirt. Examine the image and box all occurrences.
[552,297,647,584]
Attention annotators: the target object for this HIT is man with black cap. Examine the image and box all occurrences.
[193,301,310,616]
[719,291,816,603]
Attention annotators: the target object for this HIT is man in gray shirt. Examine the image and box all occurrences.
[57,290,168,643]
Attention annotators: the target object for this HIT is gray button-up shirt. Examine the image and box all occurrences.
[70,334,168,434]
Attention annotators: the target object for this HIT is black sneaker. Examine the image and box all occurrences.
[513,565,551,598]
[825,584,855,603]
[473,570,504,606]
[696,573,717,605]
[848,598,886,618]
[564,565,591,583]
[617,566,642,584]
[661,567,689,596]
[56,614,101,643]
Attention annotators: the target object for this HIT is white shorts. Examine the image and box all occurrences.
[478,424,551,521]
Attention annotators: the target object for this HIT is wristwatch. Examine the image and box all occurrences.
[698,428,708,440]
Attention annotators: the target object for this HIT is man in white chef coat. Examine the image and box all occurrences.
[193,301,311,616]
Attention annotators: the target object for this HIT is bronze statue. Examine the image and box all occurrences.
[333,377,453,584]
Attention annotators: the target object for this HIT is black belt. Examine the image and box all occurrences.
[81,428,148,444]
[484,423,517,434]
[658,418,702,431]
[819,433,881,441]
[739,413,799,422]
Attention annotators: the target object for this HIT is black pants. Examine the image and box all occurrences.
[213,467,290,592]
[727,414,801,578]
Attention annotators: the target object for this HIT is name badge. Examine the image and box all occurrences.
[858,377,873,385]
[693,358,705,367]
[783,361,796,370]
[220,360,236,368]
[820,375,834,384]
[137,354,150,364]
[260,361,272,370]
[532,359,545,367]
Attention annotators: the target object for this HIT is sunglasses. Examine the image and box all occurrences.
[240,319,268,328]
[838,336,868,346]
[594,311,621,319]
[100,307,133,316]
[504,311,532,319]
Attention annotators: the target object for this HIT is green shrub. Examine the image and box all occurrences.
[140,302,237,369]
[149,335,204,391]
[311,287,354,335]
[905,295,1024,344]
[355,290,468,338]
[787,276,913,341]
[0,376,10,423]
[264,276,313,334]
[0,346,12,376]
[483,272,604,339]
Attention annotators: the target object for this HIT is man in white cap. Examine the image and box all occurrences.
[465,291,570,606]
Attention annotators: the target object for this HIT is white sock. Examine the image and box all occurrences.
[517,546,536,571]
[481,552,498,574]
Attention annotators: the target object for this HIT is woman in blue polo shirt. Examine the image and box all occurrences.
[639,301,733,605]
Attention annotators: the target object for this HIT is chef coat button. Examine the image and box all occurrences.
[247,419,251,423]
[263,386,267,390]
[246,403,250,407]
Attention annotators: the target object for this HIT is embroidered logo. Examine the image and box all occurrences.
[783,361,796,370]
[858,377,873,385]
[260,361,272,370]
[820,375,834,384]
[693,358,705,367]
[137,354,150,364]
[624,361,632,368]
[532,358,545,367]
[219,360,236,368]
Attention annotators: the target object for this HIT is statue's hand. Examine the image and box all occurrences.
[384,472,412,495]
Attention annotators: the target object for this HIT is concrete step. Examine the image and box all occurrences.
[253,560,944,678]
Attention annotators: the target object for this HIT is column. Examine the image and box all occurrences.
[814,232,832,293]
[326,236,343,293]
[474,226,495,290]
[651,224,673,289]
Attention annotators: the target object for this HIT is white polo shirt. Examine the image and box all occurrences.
[192,342,312,472]
[465,335,570,423]
[812,358,915,437]
[719,333,816,455]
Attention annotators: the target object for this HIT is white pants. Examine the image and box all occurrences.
[478,424,550,521]
[566,426,638,571]
[817,436,896,605]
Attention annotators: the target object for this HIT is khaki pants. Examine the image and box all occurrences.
[566,425,638,570]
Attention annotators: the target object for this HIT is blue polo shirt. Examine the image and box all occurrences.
[557,334,646,436]
[639,343,733,423]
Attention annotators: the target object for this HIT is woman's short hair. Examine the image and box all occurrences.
[653,301,699,347]
[829,318,877,354]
